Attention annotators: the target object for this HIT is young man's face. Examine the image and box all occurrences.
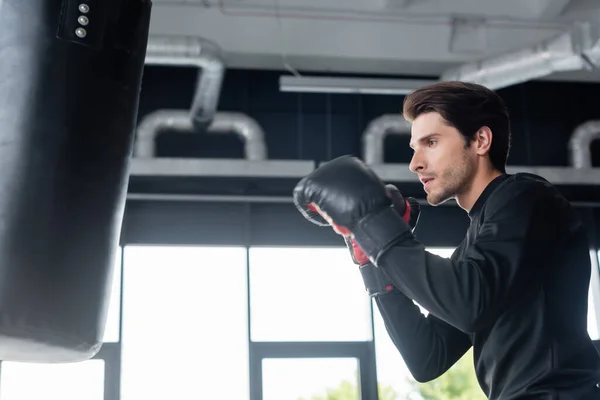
[409,112,477,206]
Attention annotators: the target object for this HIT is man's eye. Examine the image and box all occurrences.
[428,140,437,146]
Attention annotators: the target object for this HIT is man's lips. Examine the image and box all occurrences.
[420,177,434,190]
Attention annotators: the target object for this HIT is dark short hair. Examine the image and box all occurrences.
[402,81,511,173]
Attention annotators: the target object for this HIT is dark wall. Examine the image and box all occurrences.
[123,66,600,248]
[137,67,600,167]
[122,199,472,247]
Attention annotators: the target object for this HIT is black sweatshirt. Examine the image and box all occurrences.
[361,173,600,399]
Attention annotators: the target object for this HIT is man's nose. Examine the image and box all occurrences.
[409,151,424,173]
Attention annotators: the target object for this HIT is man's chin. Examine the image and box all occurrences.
[426,192,454,206]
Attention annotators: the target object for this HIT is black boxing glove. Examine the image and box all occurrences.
[293,155,416,265]
[344,236,394,297]
[348,186,420,297]
[387,184,421,230]
[346,184,420,265]
[293,155,390,236]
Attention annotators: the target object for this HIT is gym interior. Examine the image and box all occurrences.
[1,1,600,399]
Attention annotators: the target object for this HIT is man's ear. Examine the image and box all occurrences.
[475,126,493,155]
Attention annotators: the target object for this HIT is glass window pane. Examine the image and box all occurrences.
[103,246,122,343]
[589,250,600,340]
[120,245,249,400]
[0,360,104,400]
[262,358,359,400]
[588,288,597,340]
[250,246,372,342]
[426,247,456,258]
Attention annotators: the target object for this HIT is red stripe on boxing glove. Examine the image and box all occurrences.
[344,235,370,265]
[307,203,352,236]
[301,203,330,227]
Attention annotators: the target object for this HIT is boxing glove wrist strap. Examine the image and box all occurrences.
[359,263,394,297]
[352,206,412,265]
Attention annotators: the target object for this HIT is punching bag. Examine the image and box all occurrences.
[0,0,151,362]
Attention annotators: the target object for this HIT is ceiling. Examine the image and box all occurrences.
[147,0,600,85]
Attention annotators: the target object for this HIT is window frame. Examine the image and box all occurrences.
[0,348,114,400]
[250,341,378,400]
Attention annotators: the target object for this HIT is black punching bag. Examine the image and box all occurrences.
[0,0,151,362]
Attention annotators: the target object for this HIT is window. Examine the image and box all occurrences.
[103,246,122,343]
[120,245,249,400]
[0,360,105,400]
[249,246,372,342]
[262,358,359,400]
[588,250,600,340]
[588,288,598,340]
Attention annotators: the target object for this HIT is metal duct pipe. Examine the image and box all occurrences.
[569,120,600,168]
[145,36,225,128]
[441,21,600,90]
[362,114,412,164]
[134,110,268,160]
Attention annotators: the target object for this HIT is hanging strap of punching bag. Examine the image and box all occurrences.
[0,0,151,362]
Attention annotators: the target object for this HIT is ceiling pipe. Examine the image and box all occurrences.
[136,36,269,160]
[440,21,600,90]
[145,36,225,129]
[362,114,411,164]
[569,120,600,168]
[134,110,268,161]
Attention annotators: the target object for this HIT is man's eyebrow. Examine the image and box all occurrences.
[409,133,441,149]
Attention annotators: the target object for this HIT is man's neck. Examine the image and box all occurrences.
[456,167,503,212]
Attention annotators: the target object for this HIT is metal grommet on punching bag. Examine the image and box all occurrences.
[0,0,152,362]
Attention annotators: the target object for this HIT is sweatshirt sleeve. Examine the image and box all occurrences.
[374,287,472,382]
[353,180,557,333]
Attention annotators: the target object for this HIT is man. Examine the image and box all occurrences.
[293,81,600,399]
